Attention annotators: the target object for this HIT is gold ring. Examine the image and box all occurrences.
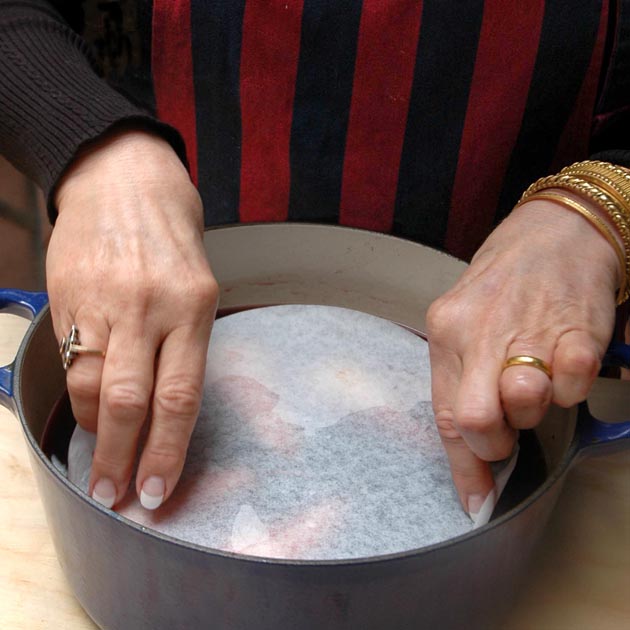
[502,355,552,379]
[59,325,106,370]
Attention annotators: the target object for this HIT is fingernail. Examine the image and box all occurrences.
[467,493,486,517]
[92,478,116,509]
[467,488,497,528]
[140,476,165,510]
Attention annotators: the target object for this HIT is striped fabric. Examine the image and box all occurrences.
[152,0,610,260]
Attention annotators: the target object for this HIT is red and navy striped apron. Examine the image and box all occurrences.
[149,0,611,260]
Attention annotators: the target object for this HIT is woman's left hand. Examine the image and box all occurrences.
[426,195,619,518]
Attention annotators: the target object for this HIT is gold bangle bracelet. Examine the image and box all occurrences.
[520,173,624,215]
[571,160,630,180]
[515,190,627,303]
[561,160,630,208]
[560,163,630,211]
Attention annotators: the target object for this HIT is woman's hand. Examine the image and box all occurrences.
[47,129,219,510]
[426,196,619,518]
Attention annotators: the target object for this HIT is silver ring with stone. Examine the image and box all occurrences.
[59,324,106,370]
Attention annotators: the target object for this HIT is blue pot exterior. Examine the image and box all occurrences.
[28,440,566,630]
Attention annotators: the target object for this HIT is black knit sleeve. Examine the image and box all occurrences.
[0,0,187,220]
[591,148,630,169]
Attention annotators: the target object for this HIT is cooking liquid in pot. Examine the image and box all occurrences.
[41,305,547,529]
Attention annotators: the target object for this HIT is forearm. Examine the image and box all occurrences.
[0,0,186,220]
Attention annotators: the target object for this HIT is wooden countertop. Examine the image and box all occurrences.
[1,313,628,629]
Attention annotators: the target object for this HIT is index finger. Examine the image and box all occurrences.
[428,338,496,519]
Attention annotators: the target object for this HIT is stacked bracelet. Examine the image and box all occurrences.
[519,161,630,305]
[561,160,630,208]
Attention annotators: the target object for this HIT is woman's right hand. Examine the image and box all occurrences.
[47,129,219,510]
[426,195,619,518]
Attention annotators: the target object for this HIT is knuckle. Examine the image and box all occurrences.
[104,384,150,422]
[426,299,447,334]
[155,379,202,419]
[200,274,220,301]
[189,276,219,308]
[426,296,459,341]
[91,451,133,480]
[456,406,497,435]
[143,442,186,468]
[173,274,219,316]
[434,410,461,441]
[557,345,600,378]
[449,460,484,482]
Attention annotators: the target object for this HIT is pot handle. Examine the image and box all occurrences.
[0,289,49,412]
[603,339,630,369]
[576,406,630,457]
[575,343,630,457]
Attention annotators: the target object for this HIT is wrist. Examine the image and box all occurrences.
[547,188,625,251]
[518,161,630,304]
[513,193,622,291]
[55,128,194,214]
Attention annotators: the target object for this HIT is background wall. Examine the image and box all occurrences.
[0,157,50,291]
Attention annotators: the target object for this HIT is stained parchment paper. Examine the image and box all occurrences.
[68,305,516,560]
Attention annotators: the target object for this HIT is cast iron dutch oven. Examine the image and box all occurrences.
[1,224,629,630]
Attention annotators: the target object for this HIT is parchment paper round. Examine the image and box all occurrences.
[69,305,477,560]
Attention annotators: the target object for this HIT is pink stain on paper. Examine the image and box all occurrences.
[210,375,302,454]
[229,499,346,558]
